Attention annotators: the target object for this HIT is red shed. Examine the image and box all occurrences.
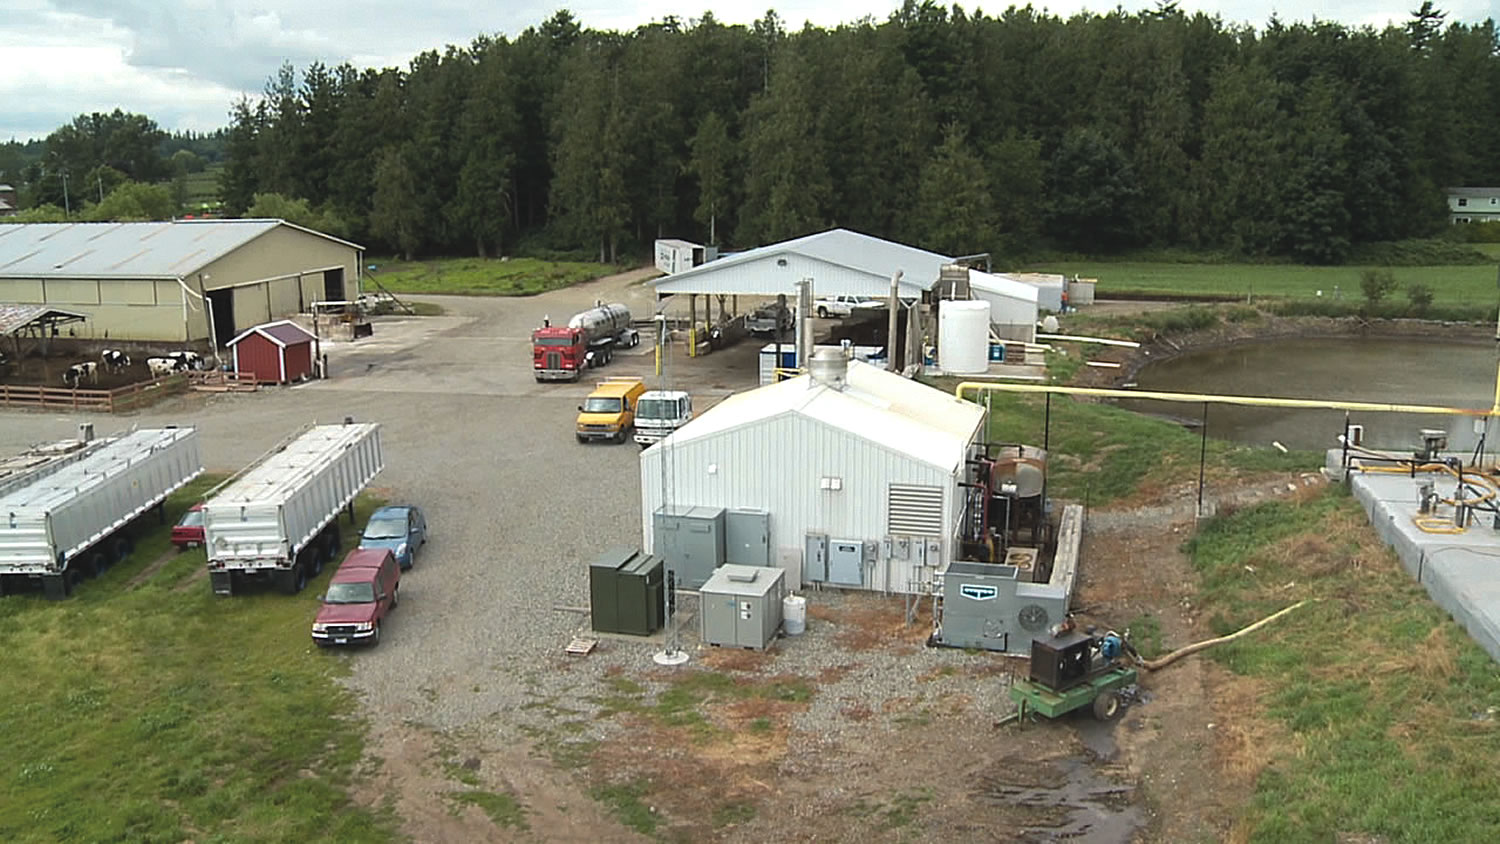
[227,319,317,384]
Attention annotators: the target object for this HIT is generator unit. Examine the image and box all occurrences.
[929,560,1069,655]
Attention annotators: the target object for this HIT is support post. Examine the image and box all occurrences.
[1197,402,1209,518]
[886,270,903,372]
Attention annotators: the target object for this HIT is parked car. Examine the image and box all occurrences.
[814,295,884,319]
[311,548,400,647]
[171,504,206,550]
[358,504,427,570]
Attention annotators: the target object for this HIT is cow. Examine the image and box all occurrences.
[100,349,131,373]
[62,361,98,388]
[166,350,206,371]
[146,357,186,379]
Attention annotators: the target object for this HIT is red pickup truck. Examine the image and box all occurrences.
[311,548,400,647]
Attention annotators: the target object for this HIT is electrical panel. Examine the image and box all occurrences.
[804,533,828,582]
[828,539,863,586]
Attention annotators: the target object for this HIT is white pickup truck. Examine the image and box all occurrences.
[814,295,885,319]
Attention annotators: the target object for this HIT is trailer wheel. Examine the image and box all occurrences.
[1092,690,1122,721]
[88,551,107,575]
[294,564,308,594]
[113,537,131,563]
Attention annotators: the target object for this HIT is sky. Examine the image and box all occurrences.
[3,0,1498,142]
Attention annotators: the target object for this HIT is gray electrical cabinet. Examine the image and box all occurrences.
[653,506,726,589]
[827,539,864,586]
[700,564,786,650]
[724,509,770,565]
[804,533,828,582]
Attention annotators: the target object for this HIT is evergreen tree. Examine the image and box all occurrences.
[912,123,996,256]
[685,112,734,245]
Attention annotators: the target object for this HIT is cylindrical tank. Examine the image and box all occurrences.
[808,347,848,389]
[939,299,991,375]
[782,594,807,635]
[568,303,632,343]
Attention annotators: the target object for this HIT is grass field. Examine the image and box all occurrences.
[1025,261,1499,306]
[0,477,393,843]
[1186,488,1500,842]
[365,257,610,297]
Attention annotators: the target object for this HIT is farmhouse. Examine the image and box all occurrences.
[1446,187,1500,224]
[0,219,363,344]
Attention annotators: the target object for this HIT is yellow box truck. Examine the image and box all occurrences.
[576,377,645,444]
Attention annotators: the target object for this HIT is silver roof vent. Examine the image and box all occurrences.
[808,347,847,390]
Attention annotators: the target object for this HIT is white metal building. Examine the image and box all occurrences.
[640,354,985,594]
[650,228,954,300]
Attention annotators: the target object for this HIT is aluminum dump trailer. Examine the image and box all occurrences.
[0,434,106,497]
[204,421,383,596]
[0,427,203,599]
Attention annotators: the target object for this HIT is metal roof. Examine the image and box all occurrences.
[658,359,984,472]
[969,270,1040,304]
[0,219,363,280]
[0,303,89,336]
[0,428,195,511]
[651,229,955,297]
[226,319,315,348]
[213,423,380,507]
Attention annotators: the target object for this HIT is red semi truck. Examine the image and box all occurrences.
[532,302,640,382]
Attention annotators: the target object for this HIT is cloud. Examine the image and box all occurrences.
[5,0,1498,141]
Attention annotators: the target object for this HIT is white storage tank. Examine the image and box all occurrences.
[938,299,991,375]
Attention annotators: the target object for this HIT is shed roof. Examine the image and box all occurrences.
[0,303,89,336]
[0,219,363,280]
[968,270,1040,305]
[658,359,984,472]
[225,319,315,348]
[651,228,954,296]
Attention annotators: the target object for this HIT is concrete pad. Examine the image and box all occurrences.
[1337,450,1500,662]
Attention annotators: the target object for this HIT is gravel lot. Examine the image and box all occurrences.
[0,269,1163,839]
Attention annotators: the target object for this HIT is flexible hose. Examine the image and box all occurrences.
[1141,600,1311,671]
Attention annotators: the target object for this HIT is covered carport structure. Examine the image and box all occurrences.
[649,228,957,366]
[0,304,89,362]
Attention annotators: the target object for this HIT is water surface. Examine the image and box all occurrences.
[1125,337,1497,451]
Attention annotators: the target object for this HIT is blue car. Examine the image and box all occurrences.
[359,505,427,570]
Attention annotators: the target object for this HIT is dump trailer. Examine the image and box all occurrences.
[204,421,383,596]
[0,427,203,599]
[0,430,107,497]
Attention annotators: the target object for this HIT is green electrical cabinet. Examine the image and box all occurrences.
[589,546,665,636]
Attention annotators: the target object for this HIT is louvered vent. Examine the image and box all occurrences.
[888,484,943,536]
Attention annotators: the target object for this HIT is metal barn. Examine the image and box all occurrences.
[640,353,985,594]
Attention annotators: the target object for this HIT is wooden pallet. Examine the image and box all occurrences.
[565,636,598,656]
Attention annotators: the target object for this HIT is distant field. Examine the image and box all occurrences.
[1025,261,1499,306]
[181,164,222,206]
[366,257,610,296]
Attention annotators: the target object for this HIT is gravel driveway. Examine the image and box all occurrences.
[0,267,749,731]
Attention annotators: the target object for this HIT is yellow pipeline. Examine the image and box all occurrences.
[953,381,1493,417]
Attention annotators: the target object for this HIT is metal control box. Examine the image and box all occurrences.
[700,564,786,650]
[589,546,665,636]
[724,509,770,566]
[653,505,725,589]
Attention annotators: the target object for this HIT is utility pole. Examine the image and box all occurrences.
[61,172,70,217]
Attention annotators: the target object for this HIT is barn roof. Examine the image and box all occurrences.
[226,319,315,348]
[654,359,984,472]
[0,303,89,336]
[0,219,363,280]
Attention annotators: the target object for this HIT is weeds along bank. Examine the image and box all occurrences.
[1182,487,1500,842]
[1059,306,1495,391]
